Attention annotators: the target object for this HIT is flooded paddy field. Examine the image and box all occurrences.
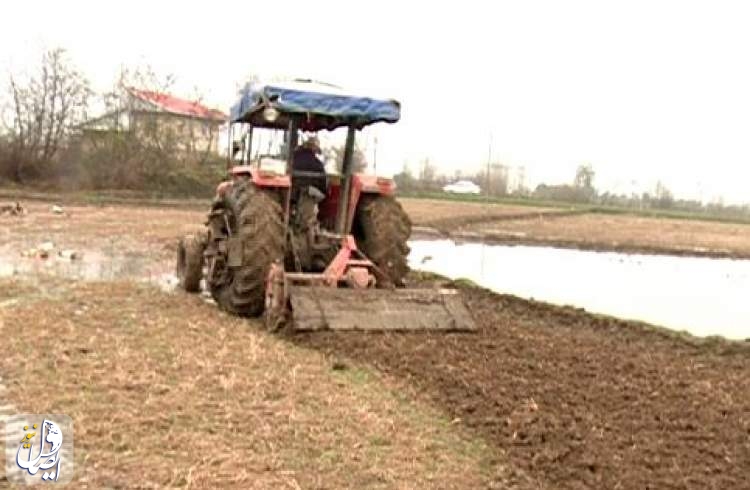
[410,239,750,340]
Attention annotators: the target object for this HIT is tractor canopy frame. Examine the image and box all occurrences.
[228,79,401,236]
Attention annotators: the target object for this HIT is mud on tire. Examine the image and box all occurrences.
[212,183,285,316]
[355,195,412,287]
[177,232,206,293]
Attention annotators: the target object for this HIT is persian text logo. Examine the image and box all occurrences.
[18,420,63,481]
[4,414,73,485]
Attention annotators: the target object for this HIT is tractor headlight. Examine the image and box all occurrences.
[263,106,280,123]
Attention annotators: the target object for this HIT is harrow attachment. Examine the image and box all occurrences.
[264,237,477,332]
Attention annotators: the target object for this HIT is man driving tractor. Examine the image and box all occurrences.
[292,135,327,195]
[289,135,327,234]
[293,136,325,174]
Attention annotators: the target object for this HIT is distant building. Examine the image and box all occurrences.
[80,88,227,154]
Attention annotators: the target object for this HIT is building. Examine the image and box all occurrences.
[80,88,227,154]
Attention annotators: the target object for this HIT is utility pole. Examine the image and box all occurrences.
[486,133,492,198]
[517,166,526,195]
[481,133,492,278]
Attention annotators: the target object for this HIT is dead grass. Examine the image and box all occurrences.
[0,278,498,488]
[400,198,561,229]
[0,278,37,301]
[473,212,750,257]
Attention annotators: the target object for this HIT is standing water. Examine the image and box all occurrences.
[409,239,750,340]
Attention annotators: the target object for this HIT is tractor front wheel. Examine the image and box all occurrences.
[177,232,206,293]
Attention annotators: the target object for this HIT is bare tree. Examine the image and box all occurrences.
[324,142,368,173]
[77,65,224,189]
[101,65,177,153]
[103,66,220,160]
[3,48,90,182]
[574,164,595,189]
[512,166,529,195]
[654,180,674,209]
[469,163,508,197]
[573,163,596,202]
[419,157,437,183]
[393,161,416,192]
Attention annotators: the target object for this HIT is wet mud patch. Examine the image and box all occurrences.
[0,245,176,291]
[294,281,750,490]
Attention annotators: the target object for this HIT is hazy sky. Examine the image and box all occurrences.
[2,1,750,203]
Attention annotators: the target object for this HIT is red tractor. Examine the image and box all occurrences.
[177,80,474,331]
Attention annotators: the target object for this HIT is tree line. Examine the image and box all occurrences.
[395,161,750,219]
[0,48,224,196]
[393,158,520,197]
[2,48,748,218]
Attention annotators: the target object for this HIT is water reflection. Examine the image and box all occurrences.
[409,239,750,340]
[0,248,176,291]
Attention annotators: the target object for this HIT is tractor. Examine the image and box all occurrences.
[176,80,474,331]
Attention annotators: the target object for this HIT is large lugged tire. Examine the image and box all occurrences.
[213,184,285,316]
[177,232,206,293]
[355,195,412,287]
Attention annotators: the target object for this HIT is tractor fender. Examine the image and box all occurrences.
[249,169,291,188]
[354,174,396,196]
[215,168,290,199]
[342,175,397,233]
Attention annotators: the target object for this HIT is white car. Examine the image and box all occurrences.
[443,180,481,194]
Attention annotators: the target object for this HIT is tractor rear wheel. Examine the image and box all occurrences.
[355,195,412,287]
[212,184,285,316]
[177,232,206,293]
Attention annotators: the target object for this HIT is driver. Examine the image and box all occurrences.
[294,136,324,170]
[292,136,327,194]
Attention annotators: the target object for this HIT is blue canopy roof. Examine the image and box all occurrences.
[229,80,401,131]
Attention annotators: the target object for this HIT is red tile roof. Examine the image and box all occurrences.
[128,88,226,122]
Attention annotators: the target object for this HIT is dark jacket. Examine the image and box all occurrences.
[293,148,325,174]
[292,147,327,194]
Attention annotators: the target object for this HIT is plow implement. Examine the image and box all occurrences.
[288,287,475,331]
[264,236,477,332]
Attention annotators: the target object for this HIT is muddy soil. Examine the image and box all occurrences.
[295,281,750,490]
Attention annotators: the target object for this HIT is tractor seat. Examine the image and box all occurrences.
[291,170,328,198]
